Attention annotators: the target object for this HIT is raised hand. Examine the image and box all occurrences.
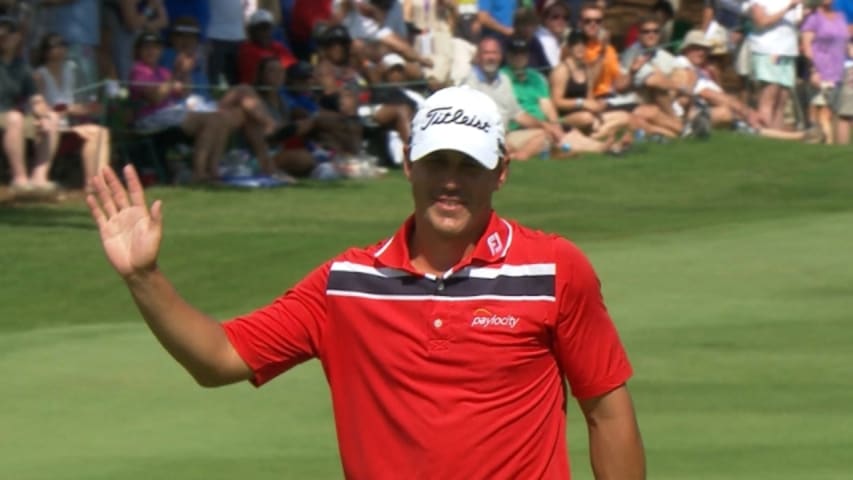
[86,165,163,279]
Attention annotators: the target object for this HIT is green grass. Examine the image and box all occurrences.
[1,133,852,479]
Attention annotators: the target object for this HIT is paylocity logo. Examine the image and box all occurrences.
[471,308,519,329]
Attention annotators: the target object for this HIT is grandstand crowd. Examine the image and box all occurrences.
[0,0,851,197]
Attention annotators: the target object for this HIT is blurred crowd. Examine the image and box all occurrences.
[0,0,851,196]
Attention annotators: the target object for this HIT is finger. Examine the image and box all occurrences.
[150,199,163,226]
[104,165,130,210]
[85,192,107,230]
[92,170,118,218]
[124,164,148,211]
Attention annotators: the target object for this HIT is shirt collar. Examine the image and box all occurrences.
[473,65,501,85]
[373,211,514,275]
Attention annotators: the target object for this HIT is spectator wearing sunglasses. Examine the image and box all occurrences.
[530,0,571,71]
[579,2,628,99]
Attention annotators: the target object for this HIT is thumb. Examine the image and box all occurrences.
[150,199,163,225]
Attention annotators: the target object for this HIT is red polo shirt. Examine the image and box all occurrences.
[223,211,633,479]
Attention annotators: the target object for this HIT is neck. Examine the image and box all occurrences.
[408,216,489,275]
[481,68,499,82]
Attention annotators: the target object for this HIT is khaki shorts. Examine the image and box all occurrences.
[0,111,39,139]
[506,128,546,151]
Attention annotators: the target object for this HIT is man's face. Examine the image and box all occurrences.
[639,21,660,49]
[580,8,603,39]
[507,50,528,72]
[404,150,507,240]
[543,6,569,37]
[477,38,503,74]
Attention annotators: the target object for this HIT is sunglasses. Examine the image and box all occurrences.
[641,28,659,34]
[582,18,603,24]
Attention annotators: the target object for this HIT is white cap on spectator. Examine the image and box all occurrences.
[248,9,275,26]
[381,53,406,70]
[680,30,713,52]
[409,86,505,169]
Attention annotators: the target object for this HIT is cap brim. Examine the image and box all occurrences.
[410,123,500,170]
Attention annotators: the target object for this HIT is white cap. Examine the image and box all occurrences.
[409,86,505,169]
[381,53,406,69]
[248,9,275,26]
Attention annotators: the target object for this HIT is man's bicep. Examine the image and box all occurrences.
[222,263,330,386]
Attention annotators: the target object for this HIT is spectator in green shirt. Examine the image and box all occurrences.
[501,36,623,157]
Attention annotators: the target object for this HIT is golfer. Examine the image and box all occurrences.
[87,86,645,479]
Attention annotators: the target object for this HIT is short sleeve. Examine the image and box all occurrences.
[532,71,550,99]
[800,13,817,32]
[222,262,330,387]
[604,46,621,78]
[552,239,633,399]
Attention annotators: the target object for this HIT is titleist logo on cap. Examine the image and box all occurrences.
[421,106,491,133]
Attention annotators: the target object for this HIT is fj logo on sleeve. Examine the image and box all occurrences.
[471,308,519,329]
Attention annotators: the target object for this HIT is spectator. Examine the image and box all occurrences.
[673,30,820,141]
[288,0,335,60]
[332,0,432,69]
[313,25,414,161]
[550,31,634,139]
[620,16,688,137]
[461,36,563,161]
[624,0,676,49]
[253,57,319,178]
[748,0,804,129]
[578,2,628,99]
[103,0,169,82]
[836,41,853,144]
[403,0,476,89]
[163,16,294,177]
[0,17,61,196]
[207,0,245,86]
[129,31,238,182]
[529,0,571,72]
[503,36,624,156]
[477,0,516,39]
[38,0,101,86]
[238,9,297,85]
[34,32,111,191]
[801,0,850,143]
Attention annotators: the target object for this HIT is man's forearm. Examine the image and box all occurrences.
[587,411,646,479]
[125,269,250,387]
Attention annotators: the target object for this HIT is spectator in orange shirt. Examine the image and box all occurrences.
[238,9,297,85]
[579,2,628,99]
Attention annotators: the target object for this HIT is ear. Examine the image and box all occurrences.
[494,155,510,191]
[402,145,413,181]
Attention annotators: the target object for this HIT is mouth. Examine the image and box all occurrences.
[433,195,466,211]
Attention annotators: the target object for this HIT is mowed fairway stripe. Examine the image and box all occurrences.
[2,212,852,479]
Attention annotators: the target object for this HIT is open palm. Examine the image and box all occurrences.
[87,165,163,278]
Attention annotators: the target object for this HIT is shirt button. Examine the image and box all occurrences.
[433,318,443,328]
[437,281,445,292]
